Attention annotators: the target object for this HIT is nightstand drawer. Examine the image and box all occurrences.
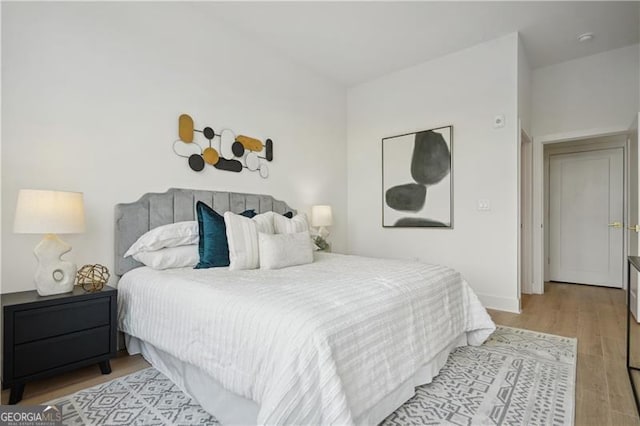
[14,298,110,344]
[13,326,111,378]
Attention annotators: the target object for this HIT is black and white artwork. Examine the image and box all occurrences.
[382,126,452,228]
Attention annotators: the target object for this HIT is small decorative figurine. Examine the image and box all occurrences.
[76,264,110,292]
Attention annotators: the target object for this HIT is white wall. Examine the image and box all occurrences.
[1,2,347,293]
[518,36,532,137]
[532,44,640,139]
[531,44,639,293]
[517,35,532,296]
[347,33,520,312]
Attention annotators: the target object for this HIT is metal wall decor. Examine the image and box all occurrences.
[173,114,274,178]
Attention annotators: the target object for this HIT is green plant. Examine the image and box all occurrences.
[313,235,330,251]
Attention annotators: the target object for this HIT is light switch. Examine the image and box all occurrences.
[477,199,491,211]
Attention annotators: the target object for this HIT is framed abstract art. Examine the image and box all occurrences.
[382,125,453,228]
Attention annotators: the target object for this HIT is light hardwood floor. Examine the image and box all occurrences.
[1,351,150,406]
[2,282,638,425]
[489,282,640,426]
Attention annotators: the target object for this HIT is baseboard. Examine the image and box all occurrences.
[477,294,520,314]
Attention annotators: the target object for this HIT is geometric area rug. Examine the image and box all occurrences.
[48,326,576,426]
[381,326,577,426]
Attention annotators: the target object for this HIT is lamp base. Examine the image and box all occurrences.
[34,234,77,296]
[313,235,331,252]
[314,226,330,239]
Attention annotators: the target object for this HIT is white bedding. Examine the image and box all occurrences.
[118,253,495,425]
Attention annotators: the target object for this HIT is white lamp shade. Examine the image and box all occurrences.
[311,205,333,227]
[14,189,85,234]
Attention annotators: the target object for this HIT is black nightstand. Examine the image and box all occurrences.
[2,286,117,404]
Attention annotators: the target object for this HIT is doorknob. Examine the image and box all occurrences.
[608,221,623,228]
[630,225,640,233]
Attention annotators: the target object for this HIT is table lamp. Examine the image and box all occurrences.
[14,189,86,296]
[311,205,333,251]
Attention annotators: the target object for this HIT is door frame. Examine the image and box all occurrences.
[520,130,533,295]
[532,126,632,294]
[546,145,625,287]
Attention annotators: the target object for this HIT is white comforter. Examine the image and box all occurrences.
[118,253,495,425]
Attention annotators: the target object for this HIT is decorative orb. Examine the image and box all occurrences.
[203,127,216,140]
[232,141,245,157]
[236,135,263,152]
[219,129,236,158]
[259,163,269,178]
[265,139,273,162]
[246,152,260,171]
[178,114,194,143]
[188,154,205,171]
[76,264,110,292]
[173,139,200,158]
[203,147,219,165]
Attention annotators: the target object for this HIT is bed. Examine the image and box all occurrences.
[115,188,496,425]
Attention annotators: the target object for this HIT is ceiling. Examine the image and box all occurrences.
[204,1,640,87]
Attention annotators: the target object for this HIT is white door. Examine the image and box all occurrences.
[549,148,624,287]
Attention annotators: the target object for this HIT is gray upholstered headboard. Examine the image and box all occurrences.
[114,188,296,276]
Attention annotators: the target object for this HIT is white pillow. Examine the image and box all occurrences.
[224,211,275,271]
[124,221,198,257]
[273,213,309,234]
[132,245,199,270]
[259,231,314,270]
[253,211,276,235]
